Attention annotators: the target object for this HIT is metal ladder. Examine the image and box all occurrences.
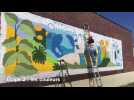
[55,59,72,87]
[82,24,103,87]
[84,48,103,87]
[87,66,103,87]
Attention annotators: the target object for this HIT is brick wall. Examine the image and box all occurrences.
[133,48,134,57]
[31,12,134,73]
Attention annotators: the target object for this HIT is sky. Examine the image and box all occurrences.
[98,12,134,46]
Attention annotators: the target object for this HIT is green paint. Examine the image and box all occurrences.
[26,39,41,48]
[20,20,35,35]
[3,51,17,66]
[98,57,110,67]
[5,13,17,25]
[14,63,37,76]
[2,37,16,49]
[18,51,32,65]
[32,46,46,64]
[46,53,57,64]
[19,39,34,53]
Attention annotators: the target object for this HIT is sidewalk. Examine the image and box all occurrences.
[46,71,134,87]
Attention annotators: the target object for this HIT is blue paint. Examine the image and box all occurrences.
[60,35,73,50]
[46,32,75,58]
[97,46,102,65]
[79,54,86,64]
[18,31,34,39]
[51,34,63,58]
[60,46,74,55]
[66,34,75,47]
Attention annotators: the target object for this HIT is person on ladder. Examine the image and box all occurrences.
[86,35,103,87]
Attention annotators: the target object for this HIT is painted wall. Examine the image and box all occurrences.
[92,32,123,68]
[0,12,123,82]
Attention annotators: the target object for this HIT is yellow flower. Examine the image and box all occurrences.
[6,25,15,38]
[16,36,22,44]
[34,24,42,32]
[32,61,54,72]
[100,39,109,48]
[36,35,43,41]
[5,63,16,76]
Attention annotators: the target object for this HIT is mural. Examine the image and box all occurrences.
[91,32,123,68]
[0,12,123,81]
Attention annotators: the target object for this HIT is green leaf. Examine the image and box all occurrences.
[3,50,32,66]
[20,39,33,48]
[2,37,16,49]
[20,20,35,35]
[3,51,17,66]
[19,46,33,53]
[14,63,37,76]
[18,51,32,65]
[19,39,34,53]
[25,38,42,48]
[5,13,17,25]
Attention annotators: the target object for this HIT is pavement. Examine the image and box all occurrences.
[45,71,134,87]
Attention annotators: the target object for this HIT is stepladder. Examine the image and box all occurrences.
[87,66,103,87]
[84,49,103,87]
[55,59,72,87]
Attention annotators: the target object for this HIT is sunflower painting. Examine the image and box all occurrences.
[1,12,57,78]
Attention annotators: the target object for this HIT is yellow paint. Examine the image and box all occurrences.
[32,61,54,72]
[6,25,15,38]
[100,39,109,47]
[6,48,16,52]
[45,32,48,36]
[36,35,43,41]
[99,39,109,59]
[34,24,42,32]
[5,63,16,76]
[16,36,22,44]
[6,25,22,44]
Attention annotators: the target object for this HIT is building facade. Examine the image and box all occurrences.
[32,12,134,71]
[0,12,134,83]
[133,48,134,57]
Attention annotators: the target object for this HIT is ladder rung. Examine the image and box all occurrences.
[88,67,103,87]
